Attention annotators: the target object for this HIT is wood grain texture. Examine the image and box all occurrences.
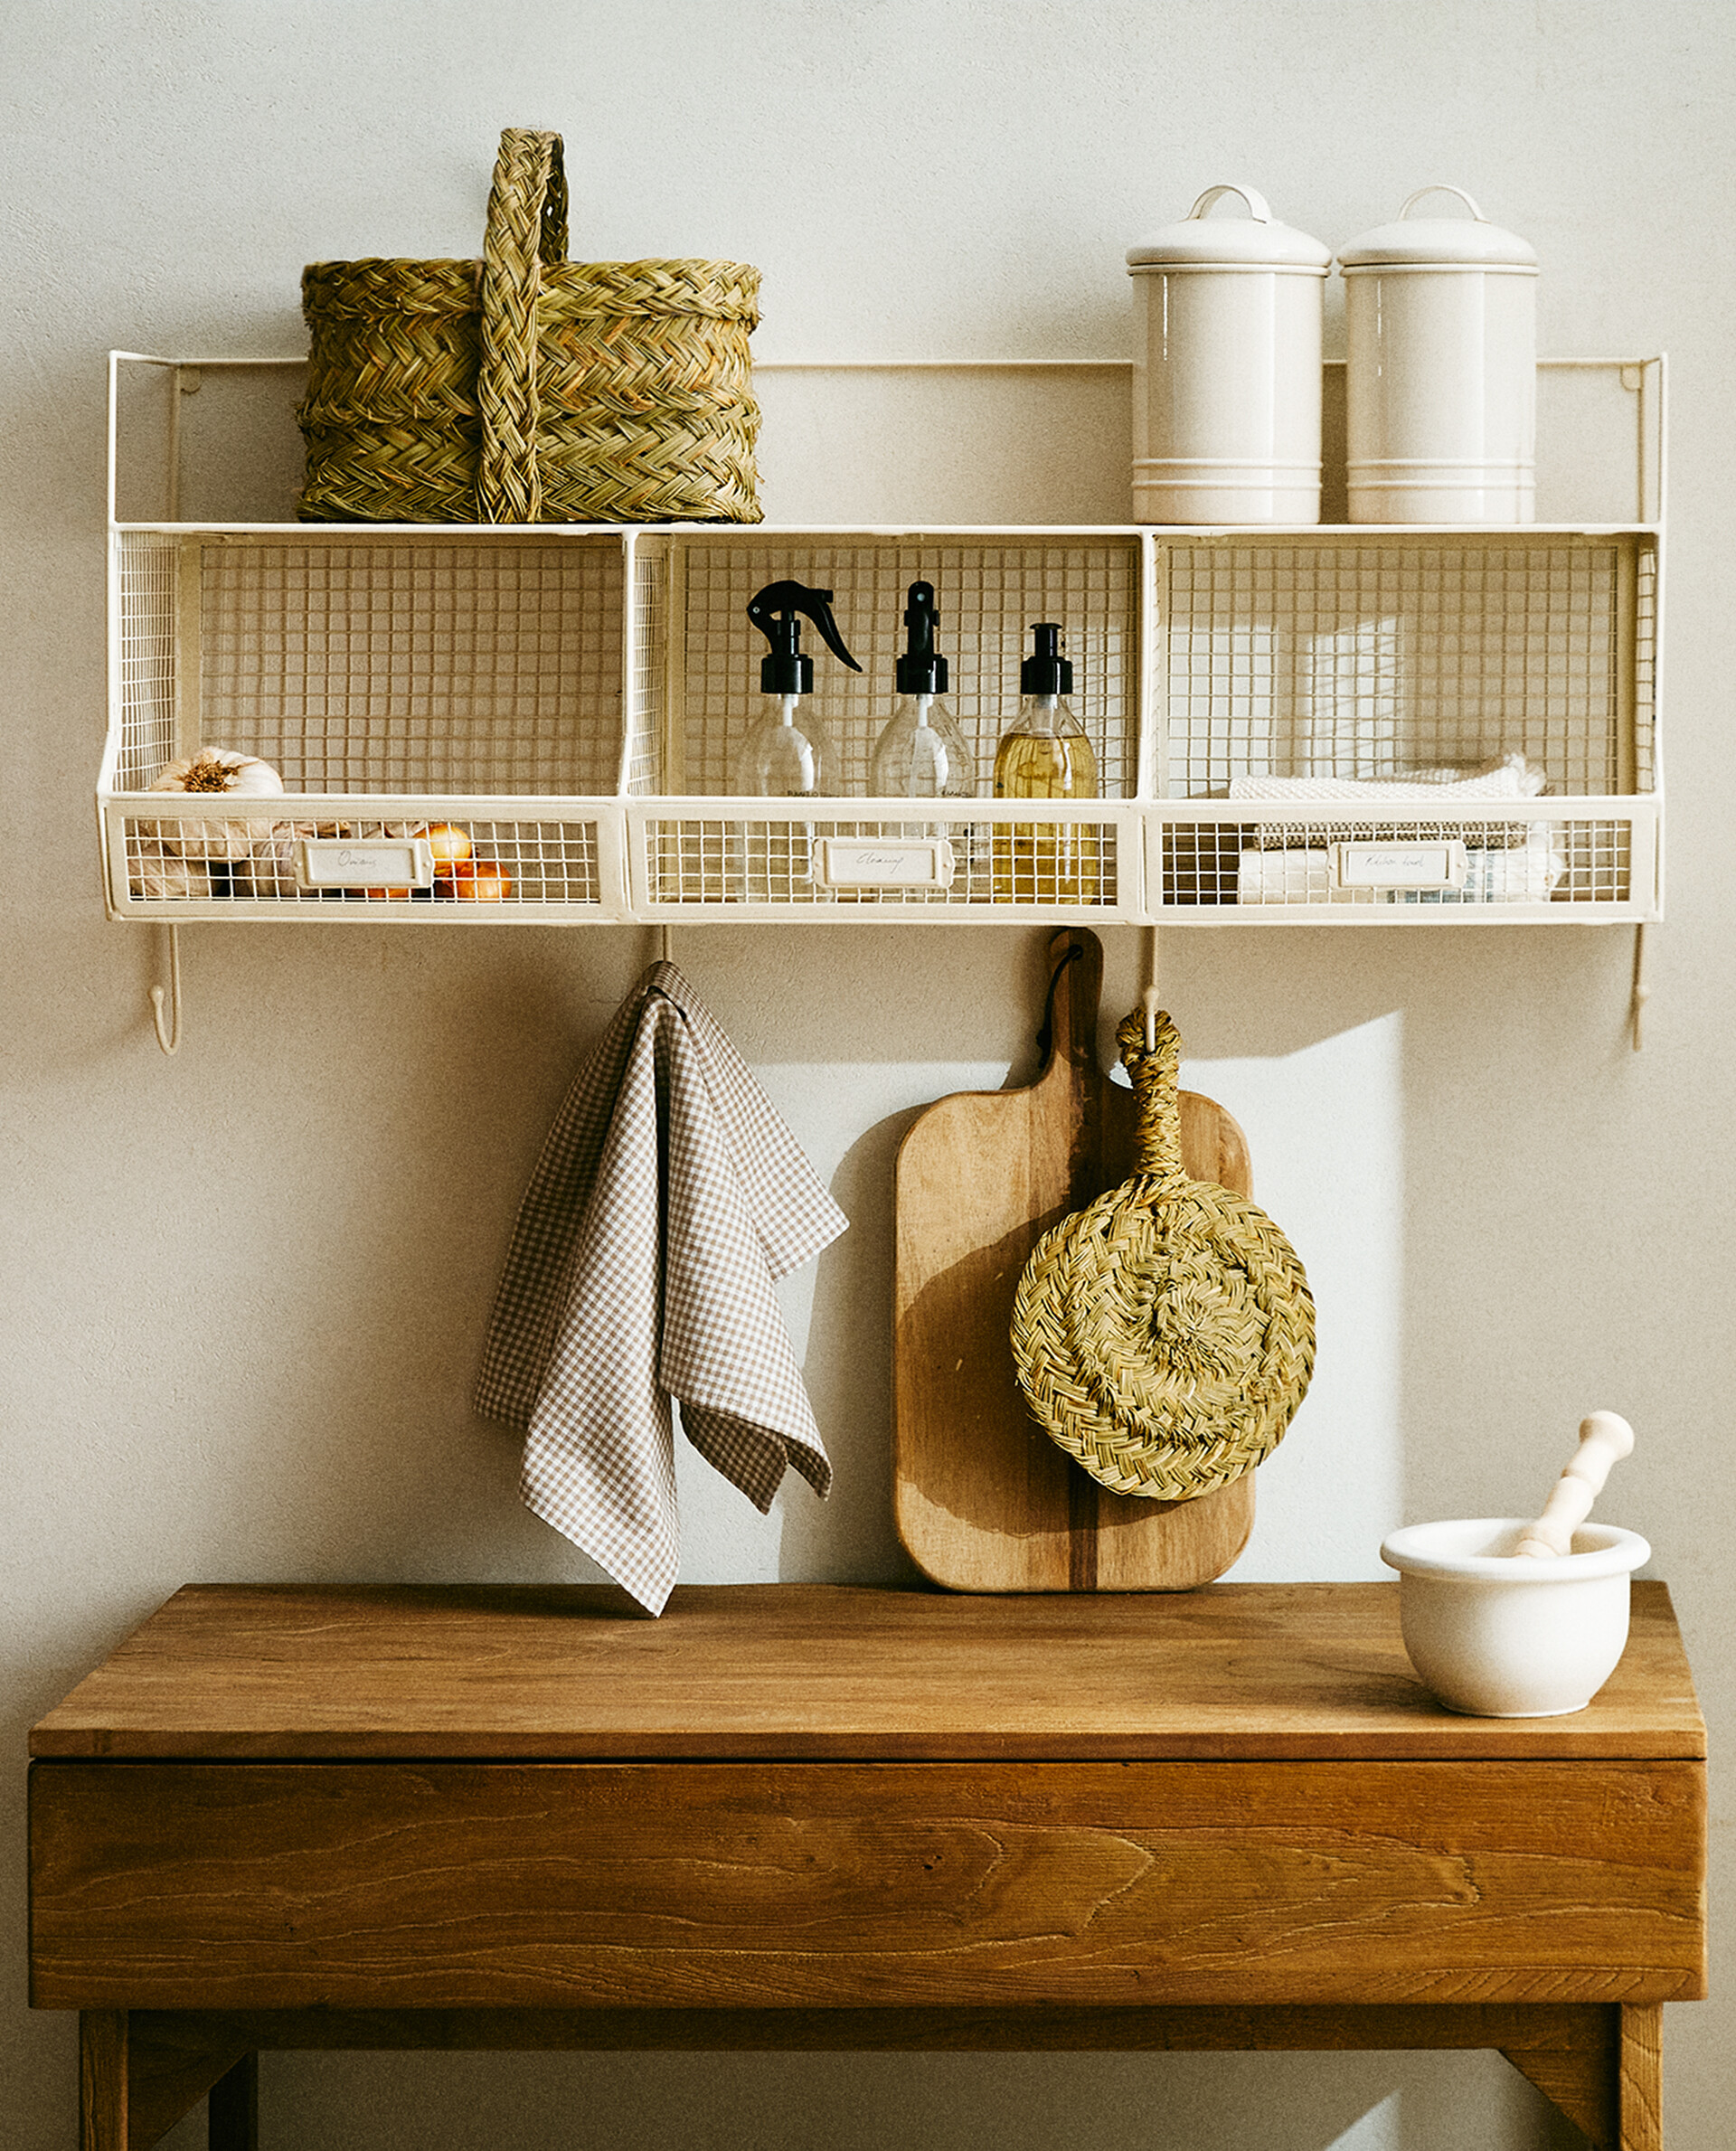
[80,2012,127,2151]
[892,927,1254,1590]
[1500,2005,1619,2147]
[32,1755,1704,2013]
[41,1589,1704,2151]
[1619,2004,1664,2151]
[27,1581,1705,1762]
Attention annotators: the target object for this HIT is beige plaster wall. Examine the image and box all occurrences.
[3,5,1731,2147]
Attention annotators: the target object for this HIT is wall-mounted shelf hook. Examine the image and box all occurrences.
[1629,923,1648,1052]
[149,925,183,1055]
[1142,924,1160,1050]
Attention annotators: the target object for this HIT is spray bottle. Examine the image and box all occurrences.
[869,580,977,807]
[736,580,861,899]
[737,581,860,796]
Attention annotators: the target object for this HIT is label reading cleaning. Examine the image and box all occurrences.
[814,838,957,889]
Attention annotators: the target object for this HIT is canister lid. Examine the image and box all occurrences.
[1127,184,1331,271]
[1338,184,1538,269]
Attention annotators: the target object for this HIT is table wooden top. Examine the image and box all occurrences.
[28,1580,1703,1764]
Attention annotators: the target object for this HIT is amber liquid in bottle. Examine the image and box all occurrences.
[992,695,1099,903]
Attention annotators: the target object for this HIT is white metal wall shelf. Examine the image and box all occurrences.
[101,352,1665,929]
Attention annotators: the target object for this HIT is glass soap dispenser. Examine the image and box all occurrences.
[992,622,1099,902]
[869,580,977,805]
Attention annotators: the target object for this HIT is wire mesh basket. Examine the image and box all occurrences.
[101,352,1665,927]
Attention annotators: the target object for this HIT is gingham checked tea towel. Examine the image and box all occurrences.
[474,962,848,1614]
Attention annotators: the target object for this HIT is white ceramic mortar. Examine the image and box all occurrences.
[1379,1517,1650,1716]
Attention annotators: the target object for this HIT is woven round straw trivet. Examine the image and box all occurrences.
[1011,1008,1314,1499]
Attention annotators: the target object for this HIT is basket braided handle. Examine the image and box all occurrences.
[1116,1008,1186,1182]
[478,128,571,523]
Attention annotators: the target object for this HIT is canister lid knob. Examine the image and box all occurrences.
[1337,185,1538,269]
[1127,184,1331,271]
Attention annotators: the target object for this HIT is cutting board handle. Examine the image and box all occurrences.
[1036,929,1102,1072]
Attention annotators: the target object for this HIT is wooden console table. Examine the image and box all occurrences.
[29,1580,1705,2151]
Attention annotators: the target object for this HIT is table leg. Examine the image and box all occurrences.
[80,2011,128,2151]
[207,2052,259,2151]
[1618,2004,1663,2151]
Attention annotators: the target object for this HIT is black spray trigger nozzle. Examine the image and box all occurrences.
[747,580,862,695]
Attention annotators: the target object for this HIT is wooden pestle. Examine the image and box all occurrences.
[1514,1411,1636,1558]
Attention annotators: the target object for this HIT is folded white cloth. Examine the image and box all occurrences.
[1236,833,1561,907]
[1228,757,1549,852]
[475,961,847,1614]
[1227,753,1546,807]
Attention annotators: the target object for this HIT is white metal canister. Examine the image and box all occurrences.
[1127,184,1331,524]
[1339,185,1538,524]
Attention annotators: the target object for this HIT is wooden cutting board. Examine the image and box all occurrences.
[892,928,1257,1591]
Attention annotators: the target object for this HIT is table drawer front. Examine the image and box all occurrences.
[30,1759,1704,2011]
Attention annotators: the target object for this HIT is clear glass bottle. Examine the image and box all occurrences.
[732,580,860,901]
[734,690,841,800]
[991,623,1099,903]
[869,580,977,816]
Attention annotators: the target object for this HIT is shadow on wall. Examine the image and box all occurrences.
[152,2043,1583,2151]
[778,1093,932,1586]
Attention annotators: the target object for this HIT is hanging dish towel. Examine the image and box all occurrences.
[474,961,847,1614]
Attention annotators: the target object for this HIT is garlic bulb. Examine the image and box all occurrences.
[146,748,287,860]
[129,844,212,901]
[241,822,316,899]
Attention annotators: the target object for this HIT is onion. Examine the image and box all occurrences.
[442,861,513,901]
[424,822,474,868]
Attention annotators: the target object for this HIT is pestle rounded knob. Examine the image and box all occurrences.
[1514,1411,1635,1559]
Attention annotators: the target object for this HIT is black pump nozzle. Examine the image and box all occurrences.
[895,580,949,695]
[747,580,862,695]
[1021,621,1074,696]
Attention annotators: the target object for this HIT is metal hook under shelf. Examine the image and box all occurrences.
[1142,924,1160,1050]
[149,925,183,1055]
[1630,923,1648,1052]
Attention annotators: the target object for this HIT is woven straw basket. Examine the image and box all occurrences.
[297,128,762,524]
[1012,1008,1315,1500]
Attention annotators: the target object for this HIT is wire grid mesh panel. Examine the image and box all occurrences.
[1158,535,1656,799]
[183,537,624,796]
[109,807,606,916]
[625,535,668,797]
[1150,808,1650,917]
[634,807,1128,913]
[114,533,179,786]
[1631,542,1657,793]
[670,539,1139,799]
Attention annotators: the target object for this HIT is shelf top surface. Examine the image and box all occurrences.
[111,519,1663,540]
[29,1580,1703,1764]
